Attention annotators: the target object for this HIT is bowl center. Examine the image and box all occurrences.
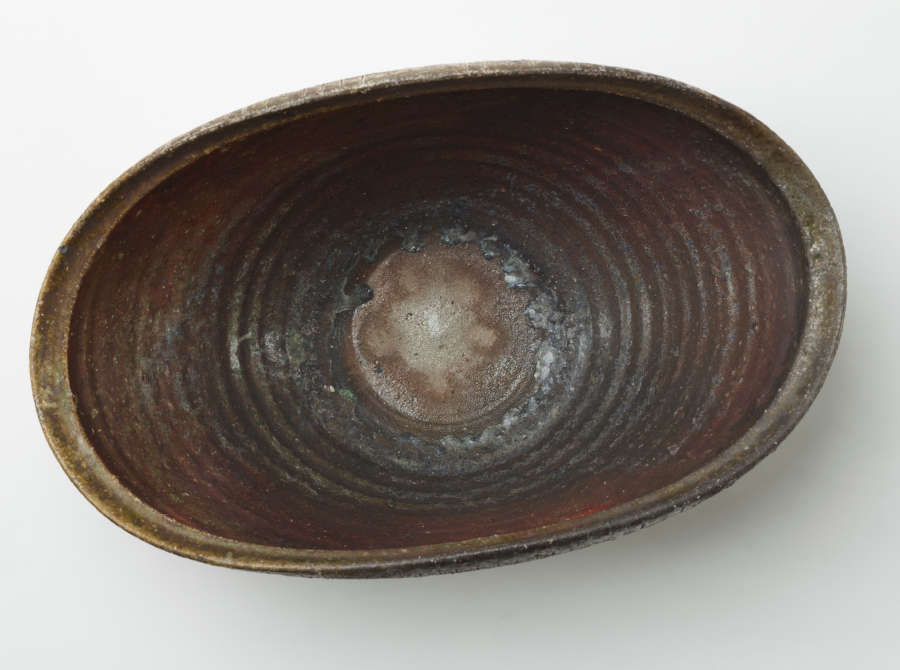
[349,237,536,426]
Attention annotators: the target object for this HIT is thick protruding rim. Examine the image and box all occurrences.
[30,62,845,577]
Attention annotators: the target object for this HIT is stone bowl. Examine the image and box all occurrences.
[30,62,845,576]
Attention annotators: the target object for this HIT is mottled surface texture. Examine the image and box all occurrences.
[349,237,536,427]
[31,62,845,576]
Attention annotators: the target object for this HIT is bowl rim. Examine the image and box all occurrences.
[30,61,846,577]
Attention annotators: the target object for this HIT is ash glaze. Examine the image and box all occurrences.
[30,62,845,576]
[349,234,536,427]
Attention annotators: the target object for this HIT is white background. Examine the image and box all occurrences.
[2,1,898,668]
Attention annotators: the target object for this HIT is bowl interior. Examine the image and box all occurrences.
[68,86,806,550]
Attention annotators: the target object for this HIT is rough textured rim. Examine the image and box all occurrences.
[30,61,846,577]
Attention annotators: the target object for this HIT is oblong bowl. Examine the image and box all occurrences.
[31,62,845,576]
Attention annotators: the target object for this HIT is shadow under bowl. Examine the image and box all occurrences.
[31,62,845,577]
